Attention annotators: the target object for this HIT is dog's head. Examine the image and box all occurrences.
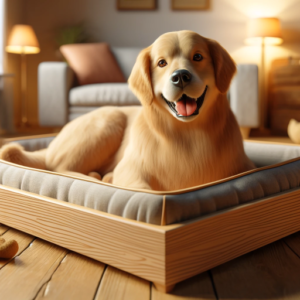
[128,31,236,122]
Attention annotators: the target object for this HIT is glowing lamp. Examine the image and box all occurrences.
[6,25,40,126]
[245,17,283,129]
[245,17,283,46]
[6,25,40,54]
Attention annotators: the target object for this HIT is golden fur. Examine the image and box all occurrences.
[0,31,255,191]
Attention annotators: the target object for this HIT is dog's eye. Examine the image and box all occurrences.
[193,53,203,61]
[158,59,167,67]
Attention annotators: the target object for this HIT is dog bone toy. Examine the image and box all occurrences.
[0,237,19,259]
[288,119,300,144]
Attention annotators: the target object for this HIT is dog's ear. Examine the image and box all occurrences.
[128,46,153,105]
[206,39,236,94]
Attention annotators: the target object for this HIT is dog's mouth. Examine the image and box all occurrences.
[161,86,208,118]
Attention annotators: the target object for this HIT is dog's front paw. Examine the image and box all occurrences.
[102,172,113,184]
[0,143,25,164]
[88,171,102,181]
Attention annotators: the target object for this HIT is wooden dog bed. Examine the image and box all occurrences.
[1,135,300,292]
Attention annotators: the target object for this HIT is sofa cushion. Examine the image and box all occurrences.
[69,107,98,121]
[60,43,126,85]
[111,47,143,80]
[69,83,140,106]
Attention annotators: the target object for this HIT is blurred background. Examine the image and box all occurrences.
[1,0,300,135]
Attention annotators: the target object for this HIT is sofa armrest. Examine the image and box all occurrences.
[38,62,74,127]
[229,64,259,128]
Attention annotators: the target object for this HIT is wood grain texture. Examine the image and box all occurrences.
[271,86,300,109]
[35,252,105,300]
[0,239,67,300]
[165,188,300,286]
[2,170,300,289]
[211,240,300,299]
[0,228,34,269]
[152,273,216,300]
[284,231,300,257]
[95,265,150,300]
[154,283,175,293]
[0,185,167,285]
[0,223,9,235]
[270,109,300,133]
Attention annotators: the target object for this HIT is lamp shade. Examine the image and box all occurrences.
[246,17,283,45]
[6,25,40,54]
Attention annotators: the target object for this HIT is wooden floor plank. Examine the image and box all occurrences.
[0,238,67,300]
[284,232,300,257]
[95,266,150,300]
[35,252,105,300]
[152,272,216,300]
[0,228,34,269]
[211,240,300,299]
[0,223,9,235]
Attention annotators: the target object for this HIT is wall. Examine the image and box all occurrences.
[3,0,25,129]
[5,0,300,127]
[0,0,5,74]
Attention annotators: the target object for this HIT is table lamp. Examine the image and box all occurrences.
[245,17,283,129]
[6,25,40,126]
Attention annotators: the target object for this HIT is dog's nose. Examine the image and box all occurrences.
[170,69,192,88]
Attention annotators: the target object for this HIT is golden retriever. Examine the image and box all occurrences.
[0,30,255,191]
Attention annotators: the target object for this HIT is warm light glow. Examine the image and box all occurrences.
[245,18,283,45]
[6,25,40,54]
[223,0,299,18]
[245,37,283,46]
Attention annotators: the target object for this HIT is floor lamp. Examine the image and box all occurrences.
[6,25,40,127]
[245,17,283,130]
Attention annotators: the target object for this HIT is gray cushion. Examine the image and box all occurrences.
[111,47,143,80]
[69,83,140,107]
[244,141,300,167]
[38,62,74,126]
[12,136,55,152]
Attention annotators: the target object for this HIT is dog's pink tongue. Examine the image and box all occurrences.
[176,97,197,116]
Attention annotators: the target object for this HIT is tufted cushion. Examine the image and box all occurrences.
[69,83,140,107]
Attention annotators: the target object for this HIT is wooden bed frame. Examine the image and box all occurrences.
[1,179,300,292]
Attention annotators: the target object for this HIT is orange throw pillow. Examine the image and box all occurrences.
[60,43,126,85]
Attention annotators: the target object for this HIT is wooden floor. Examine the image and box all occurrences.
[2,224,300,300]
